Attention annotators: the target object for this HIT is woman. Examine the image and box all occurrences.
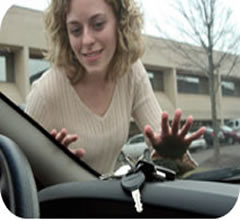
[25,0,205,175]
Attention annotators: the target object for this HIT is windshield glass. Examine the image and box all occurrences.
[0,1,240,182]
[120,0,240,179]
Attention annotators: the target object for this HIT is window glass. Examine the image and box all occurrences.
[176,74,209,95]
[177,75,200,94]
[29,58,49,84]
[146,69,164,91]
[0,56,6,82]
[221,81,235,96]
[0,51,14,82]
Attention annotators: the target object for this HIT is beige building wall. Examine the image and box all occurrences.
[0,6,240,122]
[0,6,46,103]
[142,35,240,120]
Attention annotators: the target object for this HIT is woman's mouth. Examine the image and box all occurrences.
[83,49,103,63]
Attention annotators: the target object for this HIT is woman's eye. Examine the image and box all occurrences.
[70,27,82,36]
[93,21,105,31]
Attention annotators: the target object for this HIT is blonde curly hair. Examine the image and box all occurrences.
[44,0,145,83]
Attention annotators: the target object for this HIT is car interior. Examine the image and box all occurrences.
[0,92,239,218]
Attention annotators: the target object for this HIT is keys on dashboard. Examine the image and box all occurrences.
[121,170,145,213]
[103,151,177,213]
[120,158,176,213]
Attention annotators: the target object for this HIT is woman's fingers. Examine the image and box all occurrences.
[144,112,171,146]
[50,128,78,147]
[55,128,67,143]
[185,126,206,145]
[180,115,193,138]
[161,112,170,136]
[144,109,205,159]
[50,128,84,158]
[71,148,86,158]
[144,125,159,146]
[62,134,78,147]
[171,109,181,135]
[50,129,57,137]
[144,125,154,142]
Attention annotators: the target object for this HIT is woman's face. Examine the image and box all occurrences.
[66,0,117,77]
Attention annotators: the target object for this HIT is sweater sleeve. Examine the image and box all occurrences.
[25,81,53,133]
[131,60,162,134]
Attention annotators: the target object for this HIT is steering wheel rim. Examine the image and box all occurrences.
[0,135,39,218]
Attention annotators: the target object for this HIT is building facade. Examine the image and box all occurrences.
[1,6,240,127]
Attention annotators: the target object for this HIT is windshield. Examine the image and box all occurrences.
[1,1,240,182]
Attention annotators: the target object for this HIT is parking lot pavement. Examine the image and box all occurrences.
[191,144,240,169]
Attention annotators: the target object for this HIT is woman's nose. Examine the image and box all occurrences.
[82,28,95,46]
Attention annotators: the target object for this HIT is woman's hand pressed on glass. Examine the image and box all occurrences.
[50,128,85,157]
[144,109,206,159]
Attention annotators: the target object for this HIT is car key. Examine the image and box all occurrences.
[135,159,166,181]
[135,159,157,181]
[136,159,176,181]
[154,164,176,180]
[121,170,146,213]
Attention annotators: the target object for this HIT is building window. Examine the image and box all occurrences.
[0,55,6,82]
[29,57,49,84]
[177,73,209,94]
[0,50,14,82]
[146,69,164,91]
[222,80,240,97]
[177,75,199,94]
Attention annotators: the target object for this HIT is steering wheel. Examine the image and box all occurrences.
[0,135,39,218]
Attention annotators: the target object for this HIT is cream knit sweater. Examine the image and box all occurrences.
[25,60,162,174]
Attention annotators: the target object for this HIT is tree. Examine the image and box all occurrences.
[154,0,240,160]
